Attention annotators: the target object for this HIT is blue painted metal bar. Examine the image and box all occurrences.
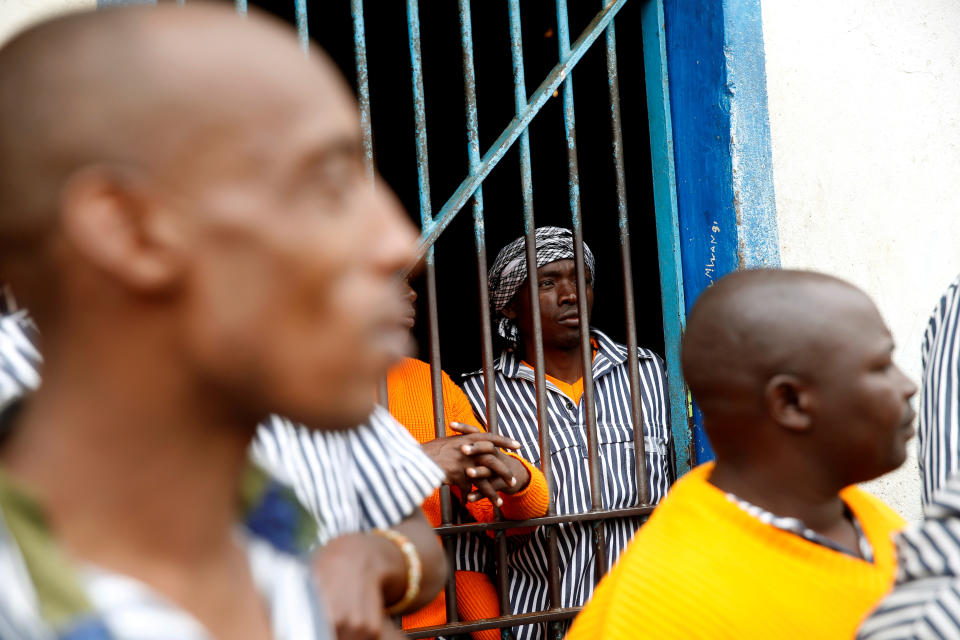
[556,0,607,583]
[507,0,562,616]
[457,0,511,623]
[640,0,692,474]
[350,0,375,183]
[294,0,309,52]
[406,0,458,623]
[411,0,627,264]
[602,5,650,506]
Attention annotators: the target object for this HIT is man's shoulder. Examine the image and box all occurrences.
[841,485,907,532]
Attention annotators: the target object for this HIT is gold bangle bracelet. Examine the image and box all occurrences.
[373,528,422,616]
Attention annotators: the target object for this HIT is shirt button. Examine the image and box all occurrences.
[566,402,575,411]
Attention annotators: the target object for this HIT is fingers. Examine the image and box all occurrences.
[472,452,516,486]
[468,478,503,507]
[449,422,482,435]
[460,435,521,456]
[467,477,510,503]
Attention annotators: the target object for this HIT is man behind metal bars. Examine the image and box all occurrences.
[0,5,432,639]
[568,270,913,639]
[459,226,672,640]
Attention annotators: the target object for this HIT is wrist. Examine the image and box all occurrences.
[372,528,422,615]
[505,454,531,493]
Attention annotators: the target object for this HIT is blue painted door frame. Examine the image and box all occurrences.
[658,0,780,466]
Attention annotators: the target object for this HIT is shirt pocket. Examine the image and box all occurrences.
[597,425,669,509]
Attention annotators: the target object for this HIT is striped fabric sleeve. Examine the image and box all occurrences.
[0,313,41,412]
[251,406,444,545]
[919,274,960,506]
[349,406,445,530]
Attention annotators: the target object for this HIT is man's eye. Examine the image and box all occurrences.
[539,280,553,288]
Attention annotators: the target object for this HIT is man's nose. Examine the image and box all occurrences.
[558,281,578,305]
[369,184,417,275]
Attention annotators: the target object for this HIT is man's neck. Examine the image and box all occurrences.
[521,340,586,385]
[0,330,256,573]
[709,459,850,534]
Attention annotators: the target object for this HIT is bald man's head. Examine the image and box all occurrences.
[683,269,916,484]
[0,5,416,430]
[0,4,345,252]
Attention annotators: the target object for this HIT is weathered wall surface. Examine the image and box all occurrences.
[0,0,95,45]
[762,0,960,522]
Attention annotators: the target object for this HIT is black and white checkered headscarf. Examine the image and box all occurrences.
[488,226,595,344]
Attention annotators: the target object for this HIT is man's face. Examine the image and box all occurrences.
[506,259,593,352]
[812,292,917,483]
[169,43,416,430]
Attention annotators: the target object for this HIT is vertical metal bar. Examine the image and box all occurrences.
[555,0,607,581]
[603,8,649,505]
[507,0,562,613]
[351,0,376,183]
[458,0,511,626]
[640,0,691,474]
[352,0,388,407]
[294,0,309,53]
[234,0,246,15]
[407,0,458,623]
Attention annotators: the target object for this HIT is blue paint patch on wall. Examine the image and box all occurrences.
[663,0,781,464]
[663,0,737,463]
[725,0,780,269]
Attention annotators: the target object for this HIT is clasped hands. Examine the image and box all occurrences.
[420,422,531,507]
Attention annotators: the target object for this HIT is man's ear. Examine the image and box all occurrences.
[60,166,186,293]
[501,299,518,320]
[764,373,814,433]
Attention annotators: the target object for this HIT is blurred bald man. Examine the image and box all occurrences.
[0,5,421,640]
[568,270,916,639]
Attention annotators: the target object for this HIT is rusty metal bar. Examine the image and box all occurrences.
[507,0,563,613]
[410,0,628,264]
[352,0,387,407]
[457,0,512,625]
[405,607,582,639]
[406,0,458,623]
[603,5,650,505]
[555,0,607,582]
[431,505,652,537]
[294,0,309,52]
[351,0,375,183]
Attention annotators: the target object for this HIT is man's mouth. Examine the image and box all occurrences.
[899,409,917,437]
[557,311,580,327]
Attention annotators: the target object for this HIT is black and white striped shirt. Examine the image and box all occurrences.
[0,312,40,413]
[460,329,672,640]
[920,273,960,507]
[252,409,444,545]
[858,474,960,639]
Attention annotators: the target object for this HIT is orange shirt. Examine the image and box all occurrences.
[386,358,549,639]
[520,340,598,405]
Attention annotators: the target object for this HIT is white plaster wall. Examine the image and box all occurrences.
[0,0,95,46]
[762,0,960,522]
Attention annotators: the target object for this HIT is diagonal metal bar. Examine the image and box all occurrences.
[408,0,627,264]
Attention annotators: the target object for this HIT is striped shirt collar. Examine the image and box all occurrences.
[496,328,651,385]
[726,493,874,562]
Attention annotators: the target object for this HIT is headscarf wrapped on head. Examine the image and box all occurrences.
[488,226,596,345]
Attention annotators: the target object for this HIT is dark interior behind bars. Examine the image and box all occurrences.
[254,0,663,377]
[253,0,664,636]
